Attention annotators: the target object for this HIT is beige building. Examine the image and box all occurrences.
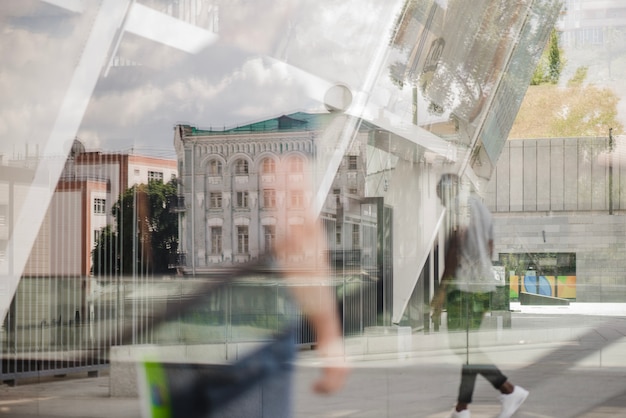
[0,165,35,278]
[174,113,371,273]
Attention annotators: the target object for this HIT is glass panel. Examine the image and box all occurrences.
[6,1,626,417]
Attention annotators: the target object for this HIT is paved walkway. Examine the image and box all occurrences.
[2,304,626,417]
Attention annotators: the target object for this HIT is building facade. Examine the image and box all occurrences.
[174,113,394,331]
[558,0,626,47]
[486,136,626,301]
[21,141,177,278]
[174,113,371,273]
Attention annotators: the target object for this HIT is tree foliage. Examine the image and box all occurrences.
[514,25,623,139]
[547,29,562,83]
[531,29,563,85]
[510,69,623,138]
[92,179,179,276]
[92,225,119,276]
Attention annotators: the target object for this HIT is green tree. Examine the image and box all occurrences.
[547,29,562,83]
[531,29,563,85]
[92,178,180,276]
[92,225,119,276]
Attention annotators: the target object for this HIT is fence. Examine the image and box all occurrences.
[0,272,379,384]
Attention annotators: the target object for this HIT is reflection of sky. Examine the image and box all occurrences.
[0,0,408,159]
[2,1,623,162]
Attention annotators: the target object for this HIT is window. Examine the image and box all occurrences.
[209,160,222,175]
[209,192,222,208]
[289,156,304,173]
[349,188,358,195]
[148,170,164,183]
[262,158,276,173]
[236,191,249,208]
[94,230,100,247]
[235,159,249,175]
[211,227,222,254]
[352,224,360,249]
[290,189,304,208]
[264,225,275,254]
[237,226,249,254]
[290,225,304,253]
[336,225,342,245]
[348,155,358,170]
[263,189,276,208]
[94,198,106,215]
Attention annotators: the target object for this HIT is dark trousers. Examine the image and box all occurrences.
[447,290,508,403]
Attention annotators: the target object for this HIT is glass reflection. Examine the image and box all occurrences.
[3,0,626,417]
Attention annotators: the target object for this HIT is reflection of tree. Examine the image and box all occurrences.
[510,79,623,138]
[92,179,179,276]
[532,29,563,85]
[92,225,119,276]
[388,0,441,89]
[388,0,540,125]
[424,0,530,124]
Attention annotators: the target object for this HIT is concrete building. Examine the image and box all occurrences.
[486,136,626,302]
[558,0,626,47]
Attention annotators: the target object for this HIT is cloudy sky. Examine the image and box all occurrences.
[0,0,410,160]
[3,0,624,164]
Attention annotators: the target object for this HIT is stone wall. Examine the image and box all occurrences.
[486,137,626,302]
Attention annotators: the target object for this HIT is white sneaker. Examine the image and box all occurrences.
[449,408,470,418]
[498,386,529,418]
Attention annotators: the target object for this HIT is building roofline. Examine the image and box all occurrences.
[177,112,379,139]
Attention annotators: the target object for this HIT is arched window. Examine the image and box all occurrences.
[288,156,304,173]
[208,160,222,175]
[262,158,276,174]
[235,158,249,175]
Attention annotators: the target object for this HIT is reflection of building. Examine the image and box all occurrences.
[174,113,394,329]
[0,165,35,277]
[558,0,626,47]
[20,141,177,277]
[1,0,565,385]
[174,113,372,271]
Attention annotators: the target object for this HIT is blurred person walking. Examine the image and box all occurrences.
[430,173,528,418]
[139,158,348,418]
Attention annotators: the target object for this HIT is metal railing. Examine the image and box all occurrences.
[0,272,380,384]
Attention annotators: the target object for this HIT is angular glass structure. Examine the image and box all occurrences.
[5,1,626,417]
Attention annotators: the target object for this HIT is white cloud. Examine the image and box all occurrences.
[1,0,403,159]
[0,5,102,158]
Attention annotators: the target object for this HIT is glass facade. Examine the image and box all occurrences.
[3,0,626,416]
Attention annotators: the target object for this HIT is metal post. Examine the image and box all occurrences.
[609,127,614,215]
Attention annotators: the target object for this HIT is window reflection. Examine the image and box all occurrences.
[4,1,626,417]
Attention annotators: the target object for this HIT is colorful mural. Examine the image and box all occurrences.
[509,275,576,300]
